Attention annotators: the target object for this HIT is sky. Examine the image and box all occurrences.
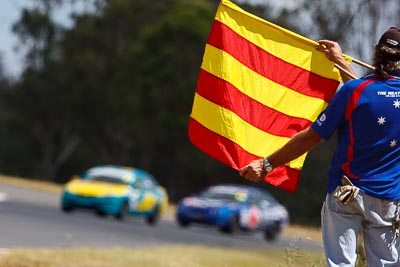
[0,0,30,77]
[0,0,86,78]
[0,0,288,78]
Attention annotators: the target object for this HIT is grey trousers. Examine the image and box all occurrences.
[321,191,399,266]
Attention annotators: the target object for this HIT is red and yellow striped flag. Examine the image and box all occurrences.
[188,0,348,192]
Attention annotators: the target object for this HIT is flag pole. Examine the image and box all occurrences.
[334,63,359,80]
[351,58,375,71]
[335,57,375,81]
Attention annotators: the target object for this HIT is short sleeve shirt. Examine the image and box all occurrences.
[311,75,400,200]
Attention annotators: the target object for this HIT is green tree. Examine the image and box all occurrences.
[9,2,82,180]
[5,0,223,193]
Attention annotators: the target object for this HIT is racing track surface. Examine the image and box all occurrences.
[0,183,323,250]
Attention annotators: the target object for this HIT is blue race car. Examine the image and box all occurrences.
[176,184,289,241]
[61,165,168,225]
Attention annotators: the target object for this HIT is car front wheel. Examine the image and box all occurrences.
[115,201,129,220]
[177,218,190,227]
[61,206,73,213]
[96,210,108,217]
[264,222,281,241]
[146,206,160,225]
[219,215,239,234]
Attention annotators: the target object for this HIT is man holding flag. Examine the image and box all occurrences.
[240,27,400,266]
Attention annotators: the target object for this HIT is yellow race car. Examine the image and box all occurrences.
[60,165,168,225]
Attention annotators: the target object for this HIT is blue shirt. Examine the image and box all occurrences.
[311,75,400,200]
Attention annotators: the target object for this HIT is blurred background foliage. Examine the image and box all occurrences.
[0,0,398,225]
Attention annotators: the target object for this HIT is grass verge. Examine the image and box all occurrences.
[0,245,325,267]
[0,174,62,194]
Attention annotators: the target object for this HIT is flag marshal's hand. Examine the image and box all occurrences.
[316,40,344,63]
[239,159,266,182]
[316,39,358,82]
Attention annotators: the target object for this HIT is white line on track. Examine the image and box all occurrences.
[0,248,9,258]
[0,192,8,202]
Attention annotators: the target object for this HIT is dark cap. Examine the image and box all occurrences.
[378,26,400,48]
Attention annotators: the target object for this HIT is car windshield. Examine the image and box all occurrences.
[82,167,135,185]
[86,175,129,185]
[200,187,249,202]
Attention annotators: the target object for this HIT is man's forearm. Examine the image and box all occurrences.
[239,127,322,182]
[335,58,358,83]
[267,127,322,168]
